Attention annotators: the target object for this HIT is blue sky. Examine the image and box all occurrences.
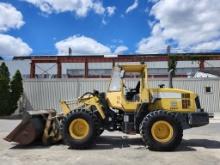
[0,0,220,58]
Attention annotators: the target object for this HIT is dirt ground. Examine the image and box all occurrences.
[0,119,220,165]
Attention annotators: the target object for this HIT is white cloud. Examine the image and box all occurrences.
[0,3,31,58]
[192,40,220,51]
[55,35,111,55]
[137,37,166,54]
[126,0,138,14]
[106,6,116,16]
[24,0,116,18]
[101,18,107,25]
[114,45,128,54]
[0,2,24,32]
[0,34,32,57]
[55,35,129,55]
[93,1,105,15]
[136,24,167,53]
[137,0,220,53]
[112,39,123,44]
[101,6,116,25]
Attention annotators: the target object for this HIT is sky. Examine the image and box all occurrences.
[0,0,220,59]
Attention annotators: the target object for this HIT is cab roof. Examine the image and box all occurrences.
[117,64,147,72]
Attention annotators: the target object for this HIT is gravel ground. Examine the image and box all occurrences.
[0,119,220,165]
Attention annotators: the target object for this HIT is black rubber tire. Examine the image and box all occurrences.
[140,110,183,151]
[61,109,96,149]
[93,115,104,137]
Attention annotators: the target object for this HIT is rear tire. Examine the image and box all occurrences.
[61,109,96,149]
[140,110,183,151]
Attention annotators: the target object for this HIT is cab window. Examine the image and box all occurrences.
[108,68,122,92]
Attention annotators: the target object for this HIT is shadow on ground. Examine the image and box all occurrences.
[181,139,220,149]
[94,136,144,150]
[9,136,220,151]
[94,137,220,151]
[10,141,63,150]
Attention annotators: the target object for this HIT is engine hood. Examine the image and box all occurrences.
[149,88,197,99]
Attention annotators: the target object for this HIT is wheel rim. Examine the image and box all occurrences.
[151,120,174,143]
[68,118,89,140]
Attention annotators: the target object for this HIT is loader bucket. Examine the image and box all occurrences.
[4,110,53,145]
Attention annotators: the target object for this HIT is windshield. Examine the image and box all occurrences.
[108,67,122,92]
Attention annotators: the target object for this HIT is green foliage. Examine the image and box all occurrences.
[168,55,177,76]
[0,62,11,116]
[10,70,23,114]
[0,63,23,116]
[0,62,10,83]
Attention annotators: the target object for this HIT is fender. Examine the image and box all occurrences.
[83,96,106,119]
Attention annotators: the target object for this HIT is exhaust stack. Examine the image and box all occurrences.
[168,69,174,88]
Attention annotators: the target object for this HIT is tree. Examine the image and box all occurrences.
[0,63,23,116]
[0,62,10,116]
[0,62,10,83]
[168,55,177,77]
[10,70,23,114]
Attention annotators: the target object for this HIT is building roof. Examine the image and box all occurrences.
[194,71,219,78]
[13,52,220,60]
[203,69,220,77]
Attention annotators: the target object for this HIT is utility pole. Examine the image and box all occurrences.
[167,45,174,88]
[167,45,171,56]
[68,47,72,56]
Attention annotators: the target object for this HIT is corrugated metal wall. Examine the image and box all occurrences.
[22,78,220,113]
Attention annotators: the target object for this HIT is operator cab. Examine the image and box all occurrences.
[107,65,150,112]
[108,65,141,101]
[122,73,140,102]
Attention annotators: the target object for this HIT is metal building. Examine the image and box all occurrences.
[22,78,220,113]
[1,54,220,114]
[1,53,220,78]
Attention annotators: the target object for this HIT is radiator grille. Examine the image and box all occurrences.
[182,93,190,109]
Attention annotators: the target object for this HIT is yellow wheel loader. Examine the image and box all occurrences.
[4,64,210,151]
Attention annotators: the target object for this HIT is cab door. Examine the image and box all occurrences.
[120,78,141,112]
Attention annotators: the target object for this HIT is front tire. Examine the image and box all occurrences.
[61,109,96,149]
[140,110,183,151]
